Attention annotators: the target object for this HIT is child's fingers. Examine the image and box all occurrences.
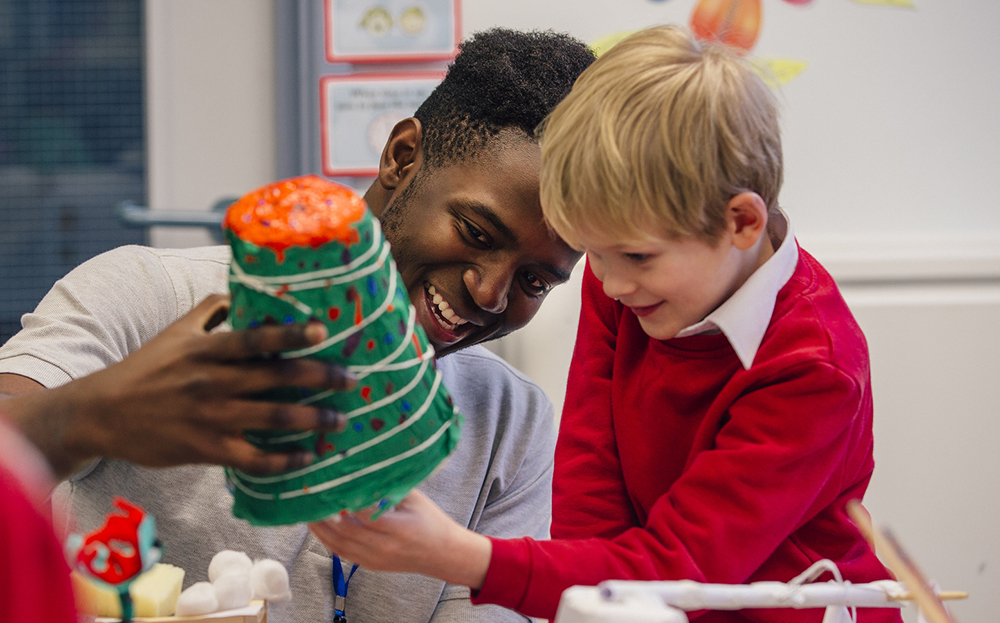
[308,520,341,552]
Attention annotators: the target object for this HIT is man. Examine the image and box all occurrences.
[0,29,594,623]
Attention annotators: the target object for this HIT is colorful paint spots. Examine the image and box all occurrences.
[367,339,376,350]
[690,0,762,54]
[367,276,378,297]
[360,386,373,403]
[328,307,340,321]
[314,432,335,457]
[370,418,385,432]
[342,332,362,358]
[383,333,394,345]
[346,285,363,325]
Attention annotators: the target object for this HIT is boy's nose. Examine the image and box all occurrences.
[463,266,510,314]
[590,257,634,301]
[600,277,634,302]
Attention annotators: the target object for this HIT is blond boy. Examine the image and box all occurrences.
[309,25,900,623]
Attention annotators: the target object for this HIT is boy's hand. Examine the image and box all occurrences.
[0,294,356,479]
[309,489,492,590]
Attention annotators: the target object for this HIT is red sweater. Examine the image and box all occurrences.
[474,248,899,622]
[0,424,76,623]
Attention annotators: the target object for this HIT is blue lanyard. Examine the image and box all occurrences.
[332,555,360,623]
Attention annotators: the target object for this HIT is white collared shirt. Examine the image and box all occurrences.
[674,208,799,370]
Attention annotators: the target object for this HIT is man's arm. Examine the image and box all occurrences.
[0,295,354,480]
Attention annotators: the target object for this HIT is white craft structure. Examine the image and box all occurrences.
[554,560,915,623]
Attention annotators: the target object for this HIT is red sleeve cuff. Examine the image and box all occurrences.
[471,536,532,611]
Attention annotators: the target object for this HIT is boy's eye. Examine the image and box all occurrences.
[624,252,650,262]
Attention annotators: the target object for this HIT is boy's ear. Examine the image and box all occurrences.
[378,118,423,190]
[726,192,769,251]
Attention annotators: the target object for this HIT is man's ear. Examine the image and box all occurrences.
[378,118,423,191]
[726,192,769,251]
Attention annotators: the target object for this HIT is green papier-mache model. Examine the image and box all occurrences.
[222,175,462,526]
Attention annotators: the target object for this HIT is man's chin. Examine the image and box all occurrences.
[429,335,471,358]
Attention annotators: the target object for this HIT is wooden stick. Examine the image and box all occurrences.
[887,591,968,602]
[847,500,960,623]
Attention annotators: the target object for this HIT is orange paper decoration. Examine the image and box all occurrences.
[690,0,763,54]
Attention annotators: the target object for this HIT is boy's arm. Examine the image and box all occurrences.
[481,358,871,619]
[307,358,869,620]
[552,261,639,539]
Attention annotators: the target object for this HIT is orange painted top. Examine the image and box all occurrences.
[224,175,366,262]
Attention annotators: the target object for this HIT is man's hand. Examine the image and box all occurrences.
[308,489,492,590]
[0,294,356,479]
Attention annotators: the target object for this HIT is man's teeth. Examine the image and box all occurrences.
[427,285,468,326]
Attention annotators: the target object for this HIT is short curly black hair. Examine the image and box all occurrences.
[414,28,595,168]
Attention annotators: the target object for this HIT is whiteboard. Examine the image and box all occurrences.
[462,0,1000,279]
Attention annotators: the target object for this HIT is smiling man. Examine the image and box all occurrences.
[373,125,577,356]
[0,28,593,623]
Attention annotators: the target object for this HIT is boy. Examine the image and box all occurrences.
[309,25,900,623]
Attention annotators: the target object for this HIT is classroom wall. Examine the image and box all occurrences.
[145,0,278,248]
[147,2,998,621]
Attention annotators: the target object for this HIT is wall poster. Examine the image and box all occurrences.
[320,72,445,177]
[325,0,461,63]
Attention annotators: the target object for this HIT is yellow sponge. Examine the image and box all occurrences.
[72,563,185,617]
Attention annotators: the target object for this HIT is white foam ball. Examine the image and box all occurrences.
[213,572,253,611]
[176,582,219,616]
[250,558,292,602]
[208,550,253,582]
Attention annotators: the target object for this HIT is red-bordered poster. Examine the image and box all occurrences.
[325,0,461,63]
[320,72,445,177]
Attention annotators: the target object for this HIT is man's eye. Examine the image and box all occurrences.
[522,271,550,296]
[464,221,489,246]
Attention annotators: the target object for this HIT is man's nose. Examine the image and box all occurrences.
[463,266,510,314]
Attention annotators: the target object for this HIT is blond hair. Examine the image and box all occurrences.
[539,25,783,248]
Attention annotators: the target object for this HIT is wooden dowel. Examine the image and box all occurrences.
[847,500,960,623]
[887,591,968,602]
